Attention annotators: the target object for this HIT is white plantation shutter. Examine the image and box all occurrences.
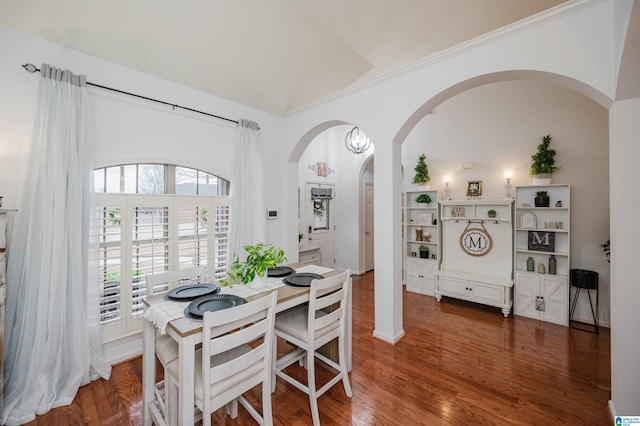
[130,204,170,325]
[96,194,229,341]
[213,204,231,280]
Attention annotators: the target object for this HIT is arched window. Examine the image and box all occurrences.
[94,164,230,341]
[93,164,229,195]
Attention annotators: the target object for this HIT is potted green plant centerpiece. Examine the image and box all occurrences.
[413,154,430,188]
[487,209,497,218]
[221,242,287,288]
[415,193,432,205]
[530,134,559,185]
[535,191,550,207]
[418,244,430,259]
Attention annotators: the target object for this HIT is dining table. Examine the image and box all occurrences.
[142,263,352,426]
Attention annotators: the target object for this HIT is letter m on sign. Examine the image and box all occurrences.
[528,231,555,252]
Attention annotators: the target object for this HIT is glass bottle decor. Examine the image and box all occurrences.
[527,256,534,272]
[537,263,546,274]
[548,255,557,275]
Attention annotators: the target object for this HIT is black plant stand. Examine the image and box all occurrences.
[569,269,599,333]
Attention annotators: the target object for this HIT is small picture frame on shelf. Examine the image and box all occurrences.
[416,212,433,224]
[466,180,482,197]
[451,206,465,217]
[519,211,537,229]
[411,252,417,257]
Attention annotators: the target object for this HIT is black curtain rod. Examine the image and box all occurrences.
[21,63,239,126]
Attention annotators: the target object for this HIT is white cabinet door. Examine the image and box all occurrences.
[515,273,540,319]
[471,281,504,305]
[514,272,568,325]
[421,261,437,296]
[540,275,568,325]
[438,277,469,298]
[405,257,423,293]
[405,258,437,296]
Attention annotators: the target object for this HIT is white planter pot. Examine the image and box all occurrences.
[532,174,552,185]
[249,275,268,289]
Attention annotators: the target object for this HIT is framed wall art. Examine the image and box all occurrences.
[466,181,483,197]
[416,212,433,224]
[527,231,555,252]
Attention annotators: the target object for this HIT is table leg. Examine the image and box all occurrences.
[142,318,156,426]
[177,333,197,425]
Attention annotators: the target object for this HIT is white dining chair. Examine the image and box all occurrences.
[272,269,353,426]
[145,265,207,419]
[165,292,277,426]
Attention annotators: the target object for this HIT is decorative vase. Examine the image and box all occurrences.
[415,227,423,241]
[548,255,557,275]
[532,173,552,185]
[537,263,546,274]
[527,257,535,272]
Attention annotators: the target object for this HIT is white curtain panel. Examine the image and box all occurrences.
[3,64,111,425]
[228,119,265,261]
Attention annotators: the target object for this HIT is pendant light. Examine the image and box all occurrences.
[345,127,371,154]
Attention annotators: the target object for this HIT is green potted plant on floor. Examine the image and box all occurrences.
[530,134,559,185]
[413,154,430,187]
[221,242,287,287]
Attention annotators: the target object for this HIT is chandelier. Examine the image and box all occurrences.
[345,127,371,154]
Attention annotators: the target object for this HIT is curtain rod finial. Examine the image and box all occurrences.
[22,63,40,73]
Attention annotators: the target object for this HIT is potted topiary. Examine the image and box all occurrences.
[221,242,287,288]
[413,154,430,188]
[530,134,559,185]
[418,244,430,259]
[487,209,497,218]
[535,191,550,207]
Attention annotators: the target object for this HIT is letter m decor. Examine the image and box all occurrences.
[528,231,555,252]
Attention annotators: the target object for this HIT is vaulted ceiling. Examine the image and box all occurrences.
[1,1,568,115]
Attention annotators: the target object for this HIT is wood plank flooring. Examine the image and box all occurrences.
[24,271,610,425]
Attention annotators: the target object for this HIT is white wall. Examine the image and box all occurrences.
[401,80,611,324]
[609,97,640,417]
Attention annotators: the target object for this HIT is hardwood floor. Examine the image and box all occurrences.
[24,271,610,425]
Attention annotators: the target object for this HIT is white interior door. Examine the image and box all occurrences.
[306,182,335,268]
[365,183,374,272]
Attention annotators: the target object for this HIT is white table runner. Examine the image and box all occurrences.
[144,264,334,333]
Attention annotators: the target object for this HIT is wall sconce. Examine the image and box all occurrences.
[504,170,513,198]
[309,162,334,177]
[443,176,451,200]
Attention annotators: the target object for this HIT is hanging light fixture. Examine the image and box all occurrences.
[345,126,371,154]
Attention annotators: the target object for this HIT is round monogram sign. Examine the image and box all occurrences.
[460,228,492,256]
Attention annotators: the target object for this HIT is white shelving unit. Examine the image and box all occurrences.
[436,198,514,317]
[404,189,439,296]
[513,184,570,326]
